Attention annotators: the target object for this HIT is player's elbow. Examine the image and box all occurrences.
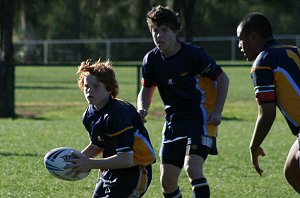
[119,152,134,168]
[221,72,229,88]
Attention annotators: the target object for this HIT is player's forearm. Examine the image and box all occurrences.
[250,103,276,148]
[89,152,134,170]
[81,143,102,158]
[137,86,155,111]
[214,72,229,114]
[137,94,151,111]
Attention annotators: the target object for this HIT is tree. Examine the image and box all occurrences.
[172,0,196,42]
[20,0,38,63]
[0,0,15,117]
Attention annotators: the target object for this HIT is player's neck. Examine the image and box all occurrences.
[93,95,111,110]
[163,41,181,58]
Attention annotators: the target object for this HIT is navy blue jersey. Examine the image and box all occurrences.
[142,42,223,142]
[82,97,156,166]
[251,39,300,135]
[142,42,223,115]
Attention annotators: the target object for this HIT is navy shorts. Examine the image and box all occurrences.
[93,165,152,198]
[159,138,210,169]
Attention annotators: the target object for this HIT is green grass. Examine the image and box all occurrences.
[0,65,298,197]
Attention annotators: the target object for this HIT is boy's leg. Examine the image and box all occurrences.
[160,139,186,197]
[160,163,182,197]
[184,136,211,198]
[184,154,210,198]
[284,139,300,193]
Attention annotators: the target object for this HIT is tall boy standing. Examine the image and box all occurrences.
[137,5,229,197]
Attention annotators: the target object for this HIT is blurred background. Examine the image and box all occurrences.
[11,0,300,64]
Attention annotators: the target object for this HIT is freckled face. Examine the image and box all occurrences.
[83,75,111,109]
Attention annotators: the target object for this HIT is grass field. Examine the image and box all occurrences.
[0,64,298,197]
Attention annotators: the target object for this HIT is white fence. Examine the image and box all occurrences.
[14,35,300,65]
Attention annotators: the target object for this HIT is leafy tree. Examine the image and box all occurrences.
[0,0,15,117]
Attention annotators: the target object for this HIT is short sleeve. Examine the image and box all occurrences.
[251,52,276,104]
[141,52,156,88]
[195,47,223,80]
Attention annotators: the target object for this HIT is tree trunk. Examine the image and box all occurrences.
[21,0,38,63]
[172,0,196,42]
[0,0,15,118]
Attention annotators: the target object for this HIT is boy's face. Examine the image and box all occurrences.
[83,74,111,109]
[237,25,259,61]
[151,24,178,54]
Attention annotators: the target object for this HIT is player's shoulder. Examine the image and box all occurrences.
[252,51,273,71]
[105,99,137,133]
[143,47,161,67]
[108,98,136,116]
[182,42,204,52]
[144,47,160,58]
[254,41,278,68]
[258,39,284,58]
[181,42,209,61]
[112,98,133,108]
[254,42,293,70]
[83,105,95,118]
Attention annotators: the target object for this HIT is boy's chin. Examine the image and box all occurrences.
[86,100,94,105]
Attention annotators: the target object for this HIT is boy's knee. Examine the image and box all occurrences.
[160,174,178,193]
[283,160,300,193]
[184,163,204,180]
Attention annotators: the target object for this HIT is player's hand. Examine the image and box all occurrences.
[250,146,265,176]
[64,151,91,176]
[138,109,148,123]
[206,111,221,126]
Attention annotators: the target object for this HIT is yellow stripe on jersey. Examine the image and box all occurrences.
[286,49,300,70]
[133,132,156,166]
[250,66,272,73]
[198,76,218,137]
[274,71,300,124]
[106,126,134,137]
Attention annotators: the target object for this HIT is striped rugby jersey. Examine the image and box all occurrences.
[82,97,156,166]
[142,42,222,115]
[142,42,223,139]
[251,39,300,135]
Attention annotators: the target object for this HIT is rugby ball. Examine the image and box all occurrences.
[44,147,90,181]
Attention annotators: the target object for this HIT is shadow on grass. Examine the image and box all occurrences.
[1,113,47,120]
[13,113,48,120]
[0,152,43,157]
[222,116,243,121]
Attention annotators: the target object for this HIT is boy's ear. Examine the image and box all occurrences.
[250,32,261,43]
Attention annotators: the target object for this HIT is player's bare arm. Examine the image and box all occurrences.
[65,151,134,174]
[137,86,156,121]
[207,71,229,126]
[250,102,276,175]
[81,142,103,158]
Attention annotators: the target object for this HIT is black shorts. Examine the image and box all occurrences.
[93,165,152,198]
[159,138,210,169]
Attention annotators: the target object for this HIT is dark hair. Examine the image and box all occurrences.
[146,5,182,32]
[238,12,273,39]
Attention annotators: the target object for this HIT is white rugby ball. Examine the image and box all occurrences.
[44,147,90,181]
